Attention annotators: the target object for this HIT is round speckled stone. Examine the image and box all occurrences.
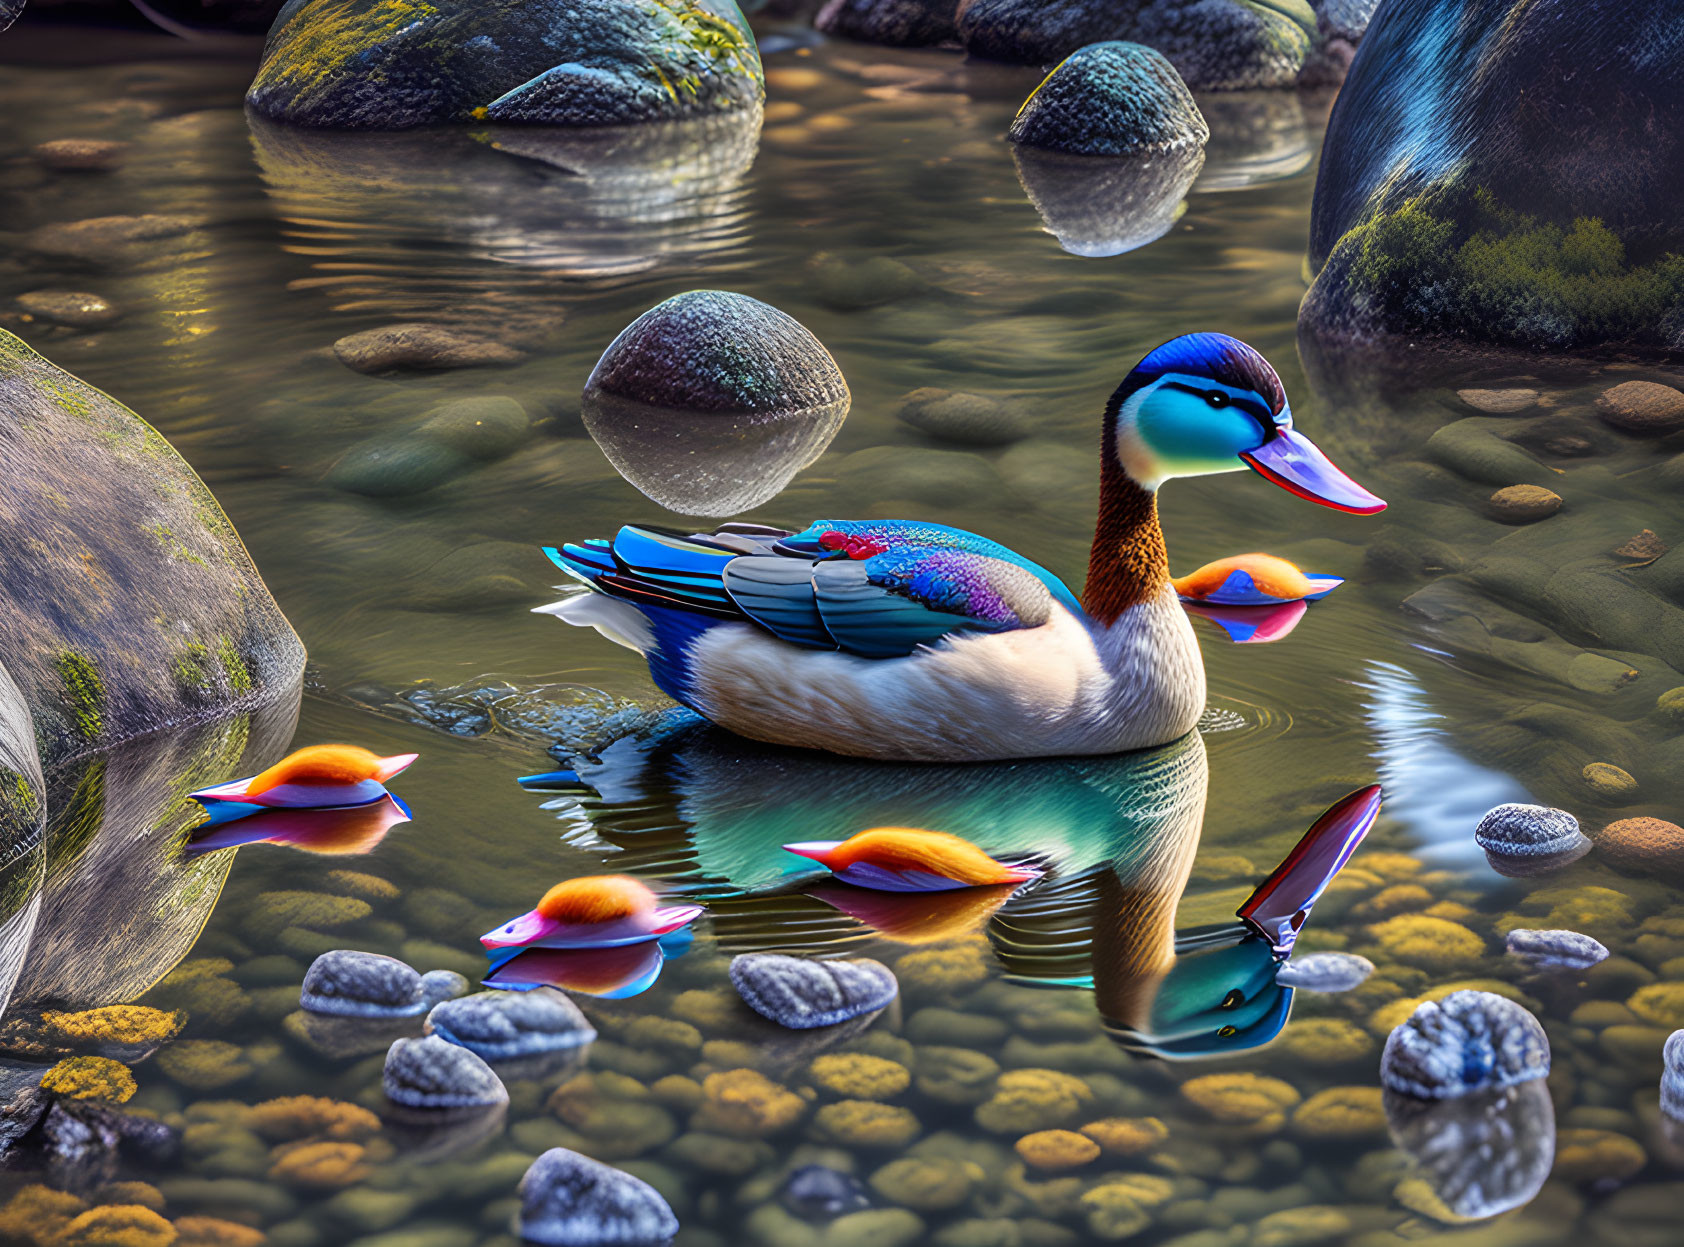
[1381,990,1550,1099]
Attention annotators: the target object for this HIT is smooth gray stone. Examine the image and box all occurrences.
[384,1035,509,1110]
[729,954,897,1030]
[519,1146,678,1245]
[1381,990,1549,1099]
[301,950,425,1018]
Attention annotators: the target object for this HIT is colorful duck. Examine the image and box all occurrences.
[480,874,702,951]
[783,827,1042,892]
[1171,553,1342,607]
[190,744,418,809]
[537,333,1382,761]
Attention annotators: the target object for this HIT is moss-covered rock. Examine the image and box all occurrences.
[1008,41,1207,157]
[0,330,302,765]
[956,0,1316,89]
[815,0,957,47]
[1304,1,1684,359]
[247,0,764,129]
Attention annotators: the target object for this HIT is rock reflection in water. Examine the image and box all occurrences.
[0,660,46,1032]
[3,689,299,1018]
[1012,145,1204,258]
[581,389,848,515]
[1384,1081,1556,1220]
[1194,91,1314,190]
[247,105,763,323]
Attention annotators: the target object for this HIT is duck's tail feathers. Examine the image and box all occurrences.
[546,526,743,617]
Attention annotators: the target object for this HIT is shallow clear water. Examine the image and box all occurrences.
[3,21,1684,1247]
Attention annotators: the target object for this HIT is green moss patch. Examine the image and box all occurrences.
[54,651,106,742]
[1333,186,1684,351]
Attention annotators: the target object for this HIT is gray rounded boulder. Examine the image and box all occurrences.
[427,987,596,1060]
[1381,990,1550,1100]
[815,0,959,47]
[1473,803,1590,876]
[247,0,764,130]
[957,0,1317,90]
[1010,42,1207,157]
[520,1147,679,1246]
[383,1034,509,1110]
[582,291,850,515]
[302,950,426,1018]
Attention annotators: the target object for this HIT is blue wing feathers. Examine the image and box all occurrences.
[546,519,1074,665]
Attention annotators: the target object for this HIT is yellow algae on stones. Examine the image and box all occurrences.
[247,1095,380,1141]
[1361,852,1424,881]
[809,1054,910,1100]
[1253,1206,1352,1247]
[0,1185,89,1245]
[244,891,371,941]
[548,1073,677,1158]
[649,1074,704,1113]
[1498,886,1637,942]
[42,1056,137,1103]
[323,869,399,901]
[1365,979,1538,1037]
[974,1069,1093,1134]
[1552,1128,1647,1183]
[172,1217,266,1247]
[812,1100,920,1148]
[1368,914,1486,970]
[914,1046,999,1106]
[868,1156,981,1210]
[1627,983,1684,1028]
[669,988,739,1031]
[157,1041,252,1089]
[90,1184,165,1212]
[57,1205,176,1247]
[1078,1176,1173,1240]
[268,1139,371,1188]
[894,943,990,994]
[1582,762,1639,800]
[41,1007,184,1047]
[621,1016,703,1056]
[1281,1018,1375,1065]
[1352,884,1434,919]
[1291,1087,1386,1139]
[1079,1116,1168,1156]
[691,1070,806,1138]
[1179,1073,1299,1128]
[1015,1129,1100,1171]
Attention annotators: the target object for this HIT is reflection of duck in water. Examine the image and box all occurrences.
[994,785,1380,1058]
[520,721,1211,899]
[538,334,1383,762]
[185,794,412,856]
[782,828,1042,892]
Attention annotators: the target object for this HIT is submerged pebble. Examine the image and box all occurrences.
[1380,990,1550,1099]
[1488,484,1561,523]
[1596,817,1684,880]
[383,1035,508,1111]
[1274,952,1374,992]
[1583,762,1639,800]
[730,954,897,1030]
[518,1147,678,1246]
[1505,928,1610,972]
[34,138,128,171]
[896,388,1031,446]
[301,951,425,1018]
[1458,387,1537,413]
[419,970,470,1008]
[1660,1030,1684,1119]
[333,323,525,374]
[1596,380,1684,434]
[427,988,596,1060]
[780,1164,871,1221]
[15,290,121,328]
[1473,803,1591,875]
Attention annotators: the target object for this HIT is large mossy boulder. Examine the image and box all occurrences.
[1009,41,1207,157]
[247,0,765,130]
[954,0,1318,90]
[1301,0,1684,361]
[0,330,305,767]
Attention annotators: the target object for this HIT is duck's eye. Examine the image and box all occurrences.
[1204,390,1230,408]
[1217,1025,1238,1038]
[1220,989,1244,1010]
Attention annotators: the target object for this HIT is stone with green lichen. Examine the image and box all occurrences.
[0,329,302,767]
[248,0,764,129]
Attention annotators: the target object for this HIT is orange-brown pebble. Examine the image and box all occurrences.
[1079,1116,1169,1156]
[1015,1129,1101,1170]
[267,1140,370,1188]
[56,1205,176,1247]
[173,1217,267,1247]
[247,1096,380,1141]
[0,1184,88,1246]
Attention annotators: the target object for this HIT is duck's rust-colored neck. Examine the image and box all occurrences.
[1083,458,1168,625]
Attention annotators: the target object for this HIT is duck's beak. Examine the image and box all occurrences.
[1241,428,1386,514]
[372,753,419,782]
[1238,784,1382,954]
[783,841,843,867]
[480,909,559,950]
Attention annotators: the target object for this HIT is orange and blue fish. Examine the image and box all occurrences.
[1171,553,1342,607]
[190,744,418,810]
[783,827,1042,893]
[480,874,702,950]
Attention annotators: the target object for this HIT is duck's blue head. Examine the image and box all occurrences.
[1106,333,1384,514]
